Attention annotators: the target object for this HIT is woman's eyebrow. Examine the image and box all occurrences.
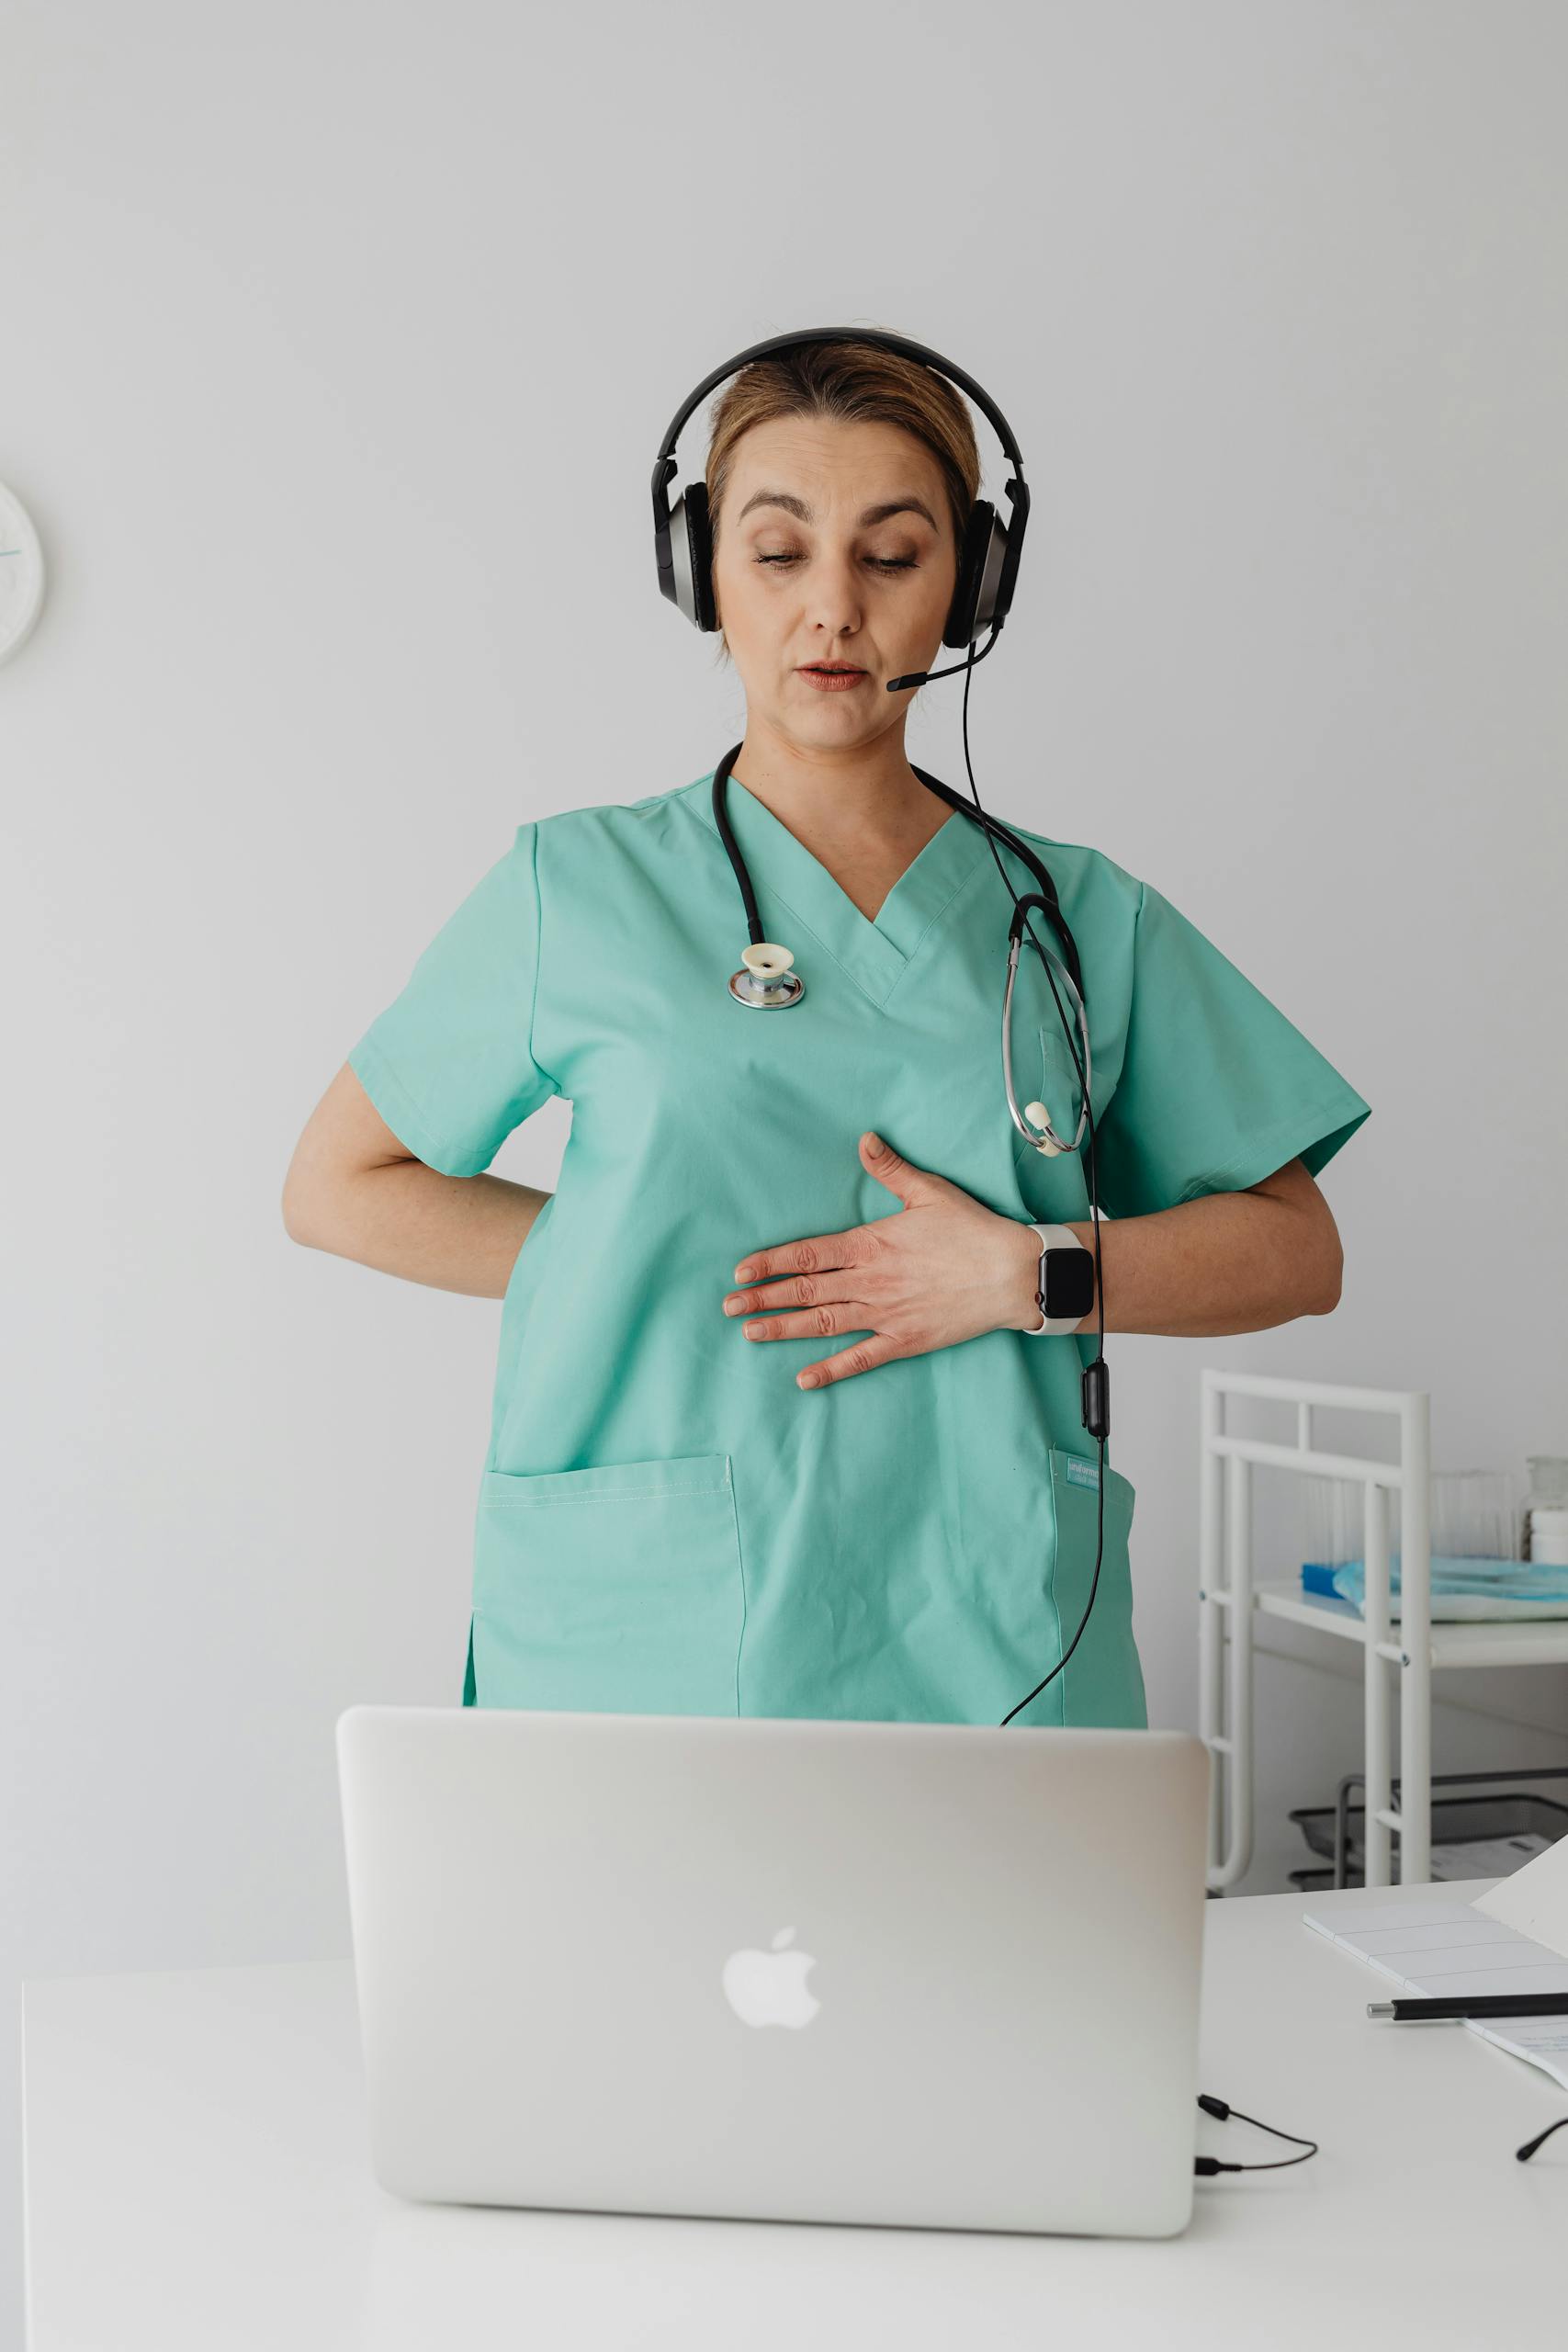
[736,490,939,530]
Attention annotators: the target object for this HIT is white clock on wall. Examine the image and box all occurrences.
[0,478,46,667]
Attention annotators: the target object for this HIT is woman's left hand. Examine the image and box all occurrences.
[721,1130,1043,1390]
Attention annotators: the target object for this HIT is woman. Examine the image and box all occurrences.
[283,333,1370,1730]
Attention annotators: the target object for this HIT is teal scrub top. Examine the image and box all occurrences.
[347,765,1371,1730]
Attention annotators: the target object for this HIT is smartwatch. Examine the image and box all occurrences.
[1021,1222,1095,1337]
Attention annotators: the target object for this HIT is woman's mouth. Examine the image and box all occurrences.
[798,664,869,693]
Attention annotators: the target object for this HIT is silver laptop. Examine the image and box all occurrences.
[335,1705,1210,2237]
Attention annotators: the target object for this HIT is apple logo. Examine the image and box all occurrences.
[721,1926,820,2030]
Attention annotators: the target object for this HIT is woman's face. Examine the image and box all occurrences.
[709,413,960,761]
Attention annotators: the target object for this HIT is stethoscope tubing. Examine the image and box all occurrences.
[711,739,1091,1158]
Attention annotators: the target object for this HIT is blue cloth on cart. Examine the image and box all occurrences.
[1301,1556,1568,1619]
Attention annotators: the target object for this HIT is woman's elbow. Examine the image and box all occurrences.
[1308,1227,1345,1316]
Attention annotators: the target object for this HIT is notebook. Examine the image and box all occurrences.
[1302,1833,1568,2093]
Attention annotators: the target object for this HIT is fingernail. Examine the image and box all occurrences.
[735,1263,754,1282]
[864,1133,884,1155]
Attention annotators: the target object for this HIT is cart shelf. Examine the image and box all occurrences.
[1199,1370,1568,1892]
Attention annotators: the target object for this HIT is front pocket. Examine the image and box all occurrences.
[469,1452,745,1717]
[1041,1447,1147,1730]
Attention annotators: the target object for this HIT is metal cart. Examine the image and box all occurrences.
[1199,1369,1568,1891]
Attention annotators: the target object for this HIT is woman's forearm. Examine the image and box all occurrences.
[289,1166,552,1300]
[999,1164,1343,1339]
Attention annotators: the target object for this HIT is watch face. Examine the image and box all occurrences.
[1043,1245,1095,1320]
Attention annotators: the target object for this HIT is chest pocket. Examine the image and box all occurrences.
[1010,1023,1085,1172]
[469,1453,745,1716]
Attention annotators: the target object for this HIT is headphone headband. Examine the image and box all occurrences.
[652,324,1026,474]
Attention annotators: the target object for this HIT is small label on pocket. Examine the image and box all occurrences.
[1064,1456,1100,1490]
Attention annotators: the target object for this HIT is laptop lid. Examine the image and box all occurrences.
[336,1705,1209,2237]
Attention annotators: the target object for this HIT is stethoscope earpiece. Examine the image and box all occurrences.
[1023,1102,1066,1157]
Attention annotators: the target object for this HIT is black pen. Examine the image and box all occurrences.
[1368,1992,1568,2021]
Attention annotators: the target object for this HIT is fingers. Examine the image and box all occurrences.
[730,1228,865,1290]
[721,1225,898,1387]
[728,1298,908,1387]
[732,1295,874,1342]
[795,1331,904,1389]
[724,1263,870,1319]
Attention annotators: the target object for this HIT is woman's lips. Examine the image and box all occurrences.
[798,665,869,693]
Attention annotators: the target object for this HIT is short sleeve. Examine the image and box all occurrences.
[1093,876,1371,1219]
[346,821,558,1177]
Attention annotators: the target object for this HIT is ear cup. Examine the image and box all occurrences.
[684,480,717,632]
[664,481,718,631]
[943,499,998,648]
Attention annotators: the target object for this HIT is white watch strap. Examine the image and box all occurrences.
[1021,1222,1089,1337]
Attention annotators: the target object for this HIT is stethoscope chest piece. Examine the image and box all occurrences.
[728,940,805,1009]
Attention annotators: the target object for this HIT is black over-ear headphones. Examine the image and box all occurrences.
[650,324,1032,654]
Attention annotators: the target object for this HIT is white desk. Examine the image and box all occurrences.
[22,1876,1563,2350]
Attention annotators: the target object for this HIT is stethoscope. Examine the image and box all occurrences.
[710,738,1092,1159]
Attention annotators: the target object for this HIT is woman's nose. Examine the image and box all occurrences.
[808,548,863,639]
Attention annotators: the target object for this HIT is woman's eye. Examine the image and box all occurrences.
[753,553,918,572]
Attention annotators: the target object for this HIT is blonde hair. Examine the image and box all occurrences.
[703,334,981,656]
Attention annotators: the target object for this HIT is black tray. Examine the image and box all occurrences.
[1291,1790,1568,1868]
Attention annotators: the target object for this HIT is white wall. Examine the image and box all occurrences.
[6,0,1565,2331]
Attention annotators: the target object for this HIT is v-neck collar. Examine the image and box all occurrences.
[682,765,992,1010]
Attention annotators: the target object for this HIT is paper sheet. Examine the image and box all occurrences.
[1470,1819,1568,1952]
[1301,1894,1568,2095]
[1465,2020,1568,2092]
